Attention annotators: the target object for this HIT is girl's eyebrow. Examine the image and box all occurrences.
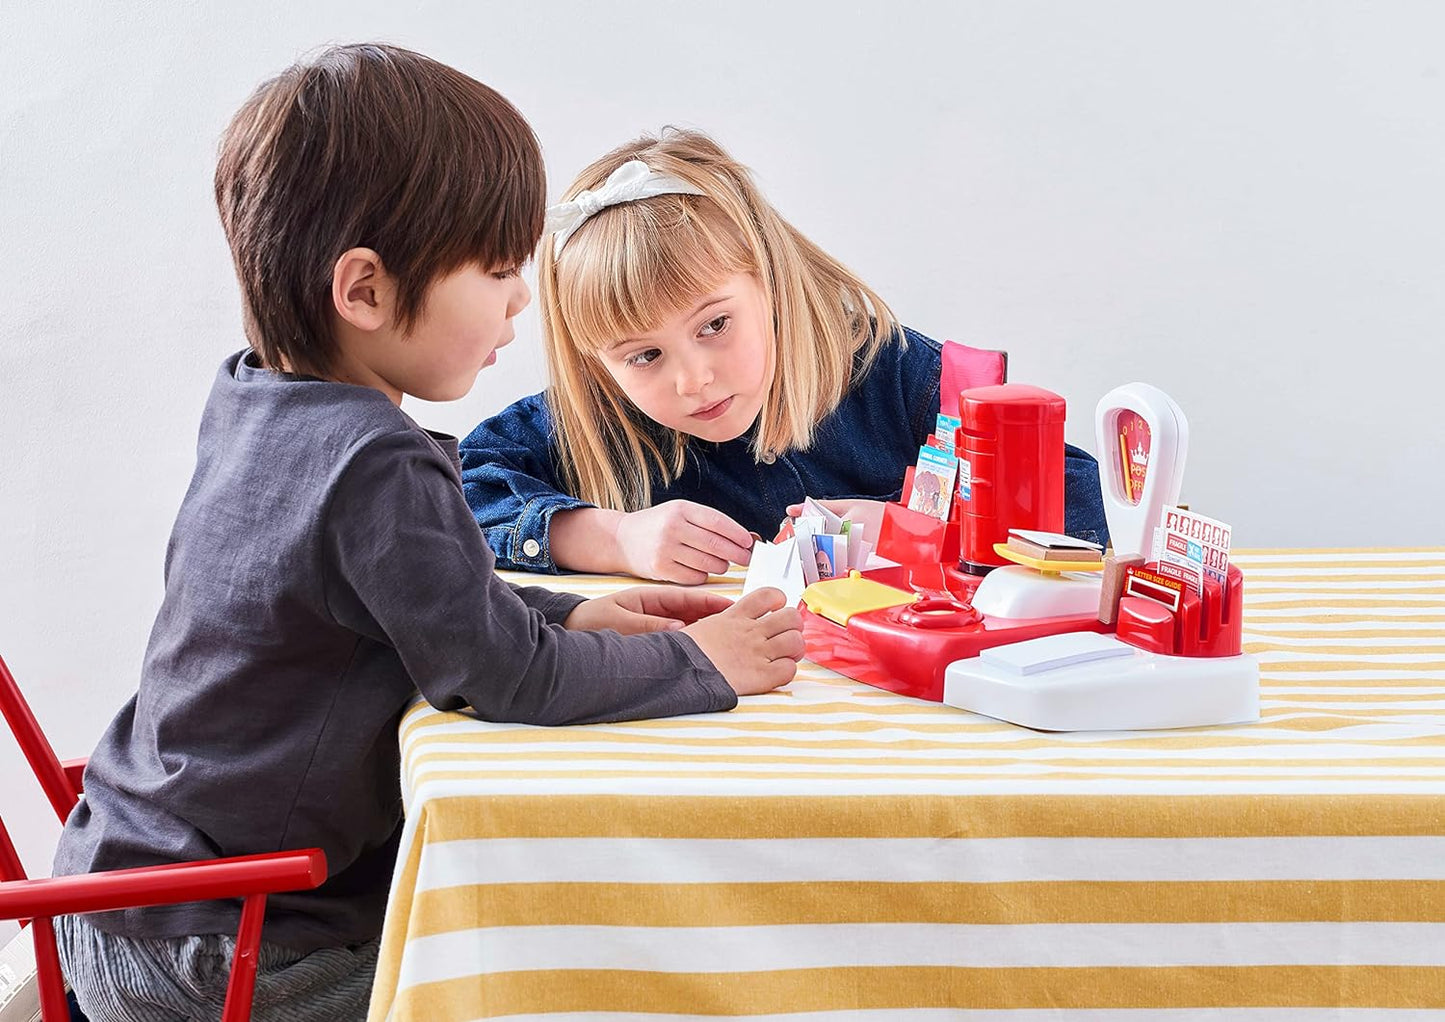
[608,294,733,350]
[688,293,732,319]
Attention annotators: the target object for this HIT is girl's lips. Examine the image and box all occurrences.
[691,396,733,421]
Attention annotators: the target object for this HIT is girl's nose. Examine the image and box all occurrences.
[675,353,714,397]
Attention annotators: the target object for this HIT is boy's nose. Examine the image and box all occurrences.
[508,276,531,317]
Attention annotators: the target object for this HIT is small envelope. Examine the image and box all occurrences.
[741,537,807,606]
[801,498,844,534]
[792,519,822,584]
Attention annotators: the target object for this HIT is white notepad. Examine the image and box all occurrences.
[979,632,1134,675]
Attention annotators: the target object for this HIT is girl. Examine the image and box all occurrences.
[460,129,1107,583]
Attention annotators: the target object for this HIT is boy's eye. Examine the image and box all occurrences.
[491,266,522,280]
[624,348,662,369]
[699,314,730,337]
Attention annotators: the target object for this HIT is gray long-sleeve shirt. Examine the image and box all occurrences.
[53,351,735,951]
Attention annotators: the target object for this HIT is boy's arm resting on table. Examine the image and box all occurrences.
[505,582,585,626]
[325,430,737,725]
[457,393,593,574]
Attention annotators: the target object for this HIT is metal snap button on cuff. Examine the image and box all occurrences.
[522,538,541,558]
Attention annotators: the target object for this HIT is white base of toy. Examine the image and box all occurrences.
[942,633,1260,731]
[969,565,1103,620]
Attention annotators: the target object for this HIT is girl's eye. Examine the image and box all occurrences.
[624,348,662,369]
[491,266,522,280]
[699,314,730,337]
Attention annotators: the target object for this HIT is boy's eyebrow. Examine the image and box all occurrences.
[608,294,733,351]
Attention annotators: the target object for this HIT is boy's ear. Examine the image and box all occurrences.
[331,247,394,332]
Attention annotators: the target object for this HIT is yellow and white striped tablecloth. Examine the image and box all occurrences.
[369,548,1445,1021]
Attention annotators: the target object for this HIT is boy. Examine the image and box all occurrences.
[52,43,803,1020]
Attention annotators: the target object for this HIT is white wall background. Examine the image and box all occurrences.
[2,1,1442,926]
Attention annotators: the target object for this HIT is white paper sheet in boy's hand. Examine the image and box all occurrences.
[741,537,807,606]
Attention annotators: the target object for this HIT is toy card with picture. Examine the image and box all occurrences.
[907,445,958,522]
[742,496,874,602]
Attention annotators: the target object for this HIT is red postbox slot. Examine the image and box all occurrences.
[1117,596,1177,654]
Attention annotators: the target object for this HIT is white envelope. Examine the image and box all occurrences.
[741,537,807,606]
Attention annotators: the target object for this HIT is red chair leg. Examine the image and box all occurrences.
[31,917,71,1022]
[221,893,267,1022]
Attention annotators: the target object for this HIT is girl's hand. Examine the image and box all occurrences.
[682,587,804,695]
[784,499,887,543]
[615,500,755,585]
[564,586,732,634]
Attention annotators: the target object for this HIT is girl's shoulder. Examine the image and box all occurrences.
[899,323,944,353]
[855,322,943,382]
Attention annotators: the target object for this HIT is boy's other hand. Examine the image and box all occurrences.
[682,587,804,696]
[783,498,886,542]
[564,586,732,635]
[615,500,755,585]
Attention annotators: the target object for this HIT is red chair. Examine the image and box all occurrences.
[0,653,327,1021]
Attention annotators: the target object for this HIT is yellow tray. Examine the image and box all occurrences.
[801,571,919,627]
[993,542,1105,574]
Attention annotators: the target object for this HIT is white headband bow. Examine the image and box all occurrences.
[544,159,705,256]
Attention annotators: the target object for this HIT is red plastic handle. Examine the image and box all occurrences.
[898,597,981,630]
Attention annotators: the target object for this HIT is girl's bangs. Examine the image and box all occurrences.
[555,196,754,354]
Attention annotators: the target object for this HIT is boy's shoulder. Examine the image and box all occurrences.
[221,346,409,421]
[203,349,449,480]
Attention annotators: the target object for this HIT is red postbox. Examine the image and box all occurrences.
[957,384,1066,574]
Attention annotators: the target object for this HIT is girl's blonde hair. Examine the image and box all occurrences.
[539,128,898,512]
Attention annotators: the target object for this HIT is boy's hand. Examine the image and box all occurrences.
[615,500,755,585]
[784,498,886,543]
[564,586,732,635]
[682,588,804,696]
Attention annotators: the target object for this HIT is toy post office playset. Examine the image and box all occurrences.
[750,343,1259,732]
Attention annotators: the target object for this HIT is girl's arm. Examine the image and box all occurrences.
[459,395,753,580]
[458,393,594,573]
[551,501,754,584]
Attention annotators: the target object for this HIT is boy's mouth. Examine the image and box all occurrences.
[691,396,733,421]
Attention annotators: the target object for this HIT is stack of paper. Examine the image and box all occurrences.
[1007,529,1104,562]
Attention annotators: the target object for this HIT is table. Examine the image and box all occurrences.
[368,549,1445,1020]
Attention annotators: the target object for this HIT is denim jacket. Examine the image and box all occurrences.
[460,327,1109,572]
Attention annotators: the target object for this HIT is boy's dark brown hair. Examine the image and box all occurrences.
[215,43,544,377]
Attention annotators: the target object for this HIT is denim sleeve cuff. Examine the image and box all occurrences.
[504,494,594,574]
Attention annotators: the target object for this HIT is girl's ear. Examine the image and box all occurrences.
[331,247,395,332]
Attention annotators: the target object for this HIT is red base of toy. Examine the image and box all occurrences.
[801,564,1111,702]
